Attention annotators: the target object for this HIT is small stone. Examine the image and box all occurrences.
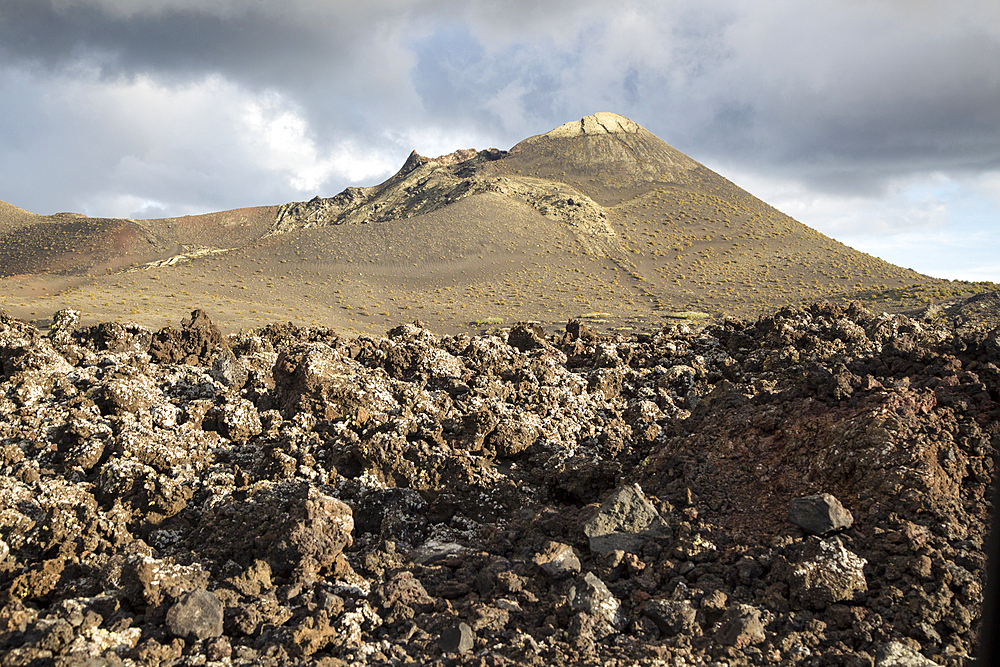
[643,600,697,637]
[788,493,853,535]
[701,589,728,625]
[874,641,944,666]
[490,418,541,457]
[205,636,233,661]
[410,539,465,565]
[533,541,581,579]
[714,605,766,648]
[376,571,434,611]
[211,346,248,389]
[38,618,75,651]
[438,622,475,654]
[218,399,262,441]
[568,572,623,628]
[228,559,272,597]
[584,483,670,555]
[165,589,224,641]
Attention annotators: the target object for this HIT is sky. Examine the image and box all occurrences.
[1,0,998,282]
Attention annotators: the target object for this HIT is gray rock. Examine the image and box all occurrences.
[642,600,697,637]
[438,622,475,653]
[410,539,465,565]
[583,483,670,555]
[568,572,623,628]
[210,346,248,389]
[875,641,943,666]
[532,541,581,579]
[165,589,223,641]
[714,605,765,648]
[788,493,853,535]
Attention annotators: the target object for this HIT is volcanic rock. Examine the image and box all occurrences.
[211,345,248,389]
[533,540,581,579]
[165,588,224,641]
[583,483,671,554]
[788,492,854,535]
[438,622,475,654]
[148,308,224,365]
[643,599,697,637]
[785,537,869,609]
[190,481,353,579]
[568,572,624,629]
[715,604,767,648]
[0,293,995,666]
[875,641,944,666]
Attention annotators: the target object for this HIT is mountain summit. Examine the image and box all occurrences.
[0,113,968,333]
[491,112,700,204]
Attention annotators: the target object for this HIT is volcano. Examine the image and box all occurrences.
[0,112,979,334]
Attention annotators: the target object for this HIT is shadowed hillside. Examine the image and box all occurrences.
[0,113,992,333]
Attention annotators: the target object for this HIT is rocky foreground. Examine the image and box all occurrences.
[0,295,997,666]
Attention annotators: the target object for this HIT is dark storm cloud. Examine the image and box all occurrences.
[0,0,405,134]
[5,0,996,187]
[0,0,997,253]
[0,0,610,136]
[433,1,1000,197]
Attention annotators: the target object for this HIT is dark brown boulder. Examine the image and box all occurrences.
[189,481,353,579]
[149,309,225,365]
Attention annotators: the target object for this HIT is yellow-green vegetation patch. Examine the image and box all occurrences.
[472,317,504,325]
[579,312,611,319]
[665,311,711,320]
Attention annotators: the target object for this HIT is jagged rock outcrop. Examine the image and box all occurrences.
[269,147,508,234]
[266,133,627,256]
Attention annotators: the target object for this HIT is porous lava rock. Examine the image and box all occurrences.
[583,482,671,554]
[0,295,996,666]
[165,588,224,641]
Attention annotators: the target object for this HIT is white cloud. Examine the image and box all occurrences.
[385,124,496,161]
[240,93,398,192]
[80,193,170,219]
[0,66,408,216]
[717,167,951,235]
[969,170,1000,208]
[714,164,1000,282]
[47,0,421,22]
